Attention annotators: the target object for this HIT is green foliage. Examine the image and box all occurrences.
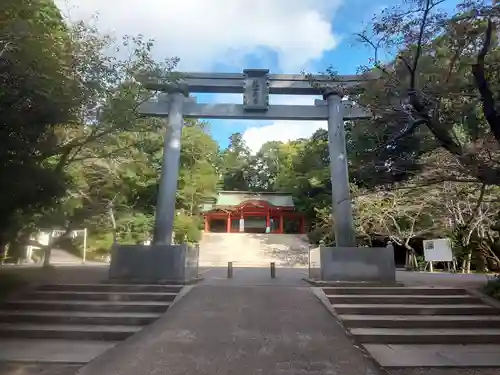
[173,212,202,244]
[353,0,500,185]
[219,133,253,191]
[484,275,500,300]
[116,213,154,244]
[0,0,79,253]
[0,272,26,301]
[0,1,189,259]
[87,232,114,255]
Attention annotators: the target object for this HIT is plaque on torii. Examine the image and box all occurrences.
[242,69,269,112]
[139,69,372,247]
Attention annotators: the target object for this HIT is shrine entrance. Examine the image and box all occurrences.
[139,69,370,247]
[203,196,305,235]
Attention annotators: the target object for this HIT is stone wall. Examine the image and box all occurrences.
[109,244,199,283]
[309,246,396,282]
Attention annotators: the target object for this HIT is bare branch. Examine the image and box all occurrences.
[398,55,413,74]
[0,41,13,57]
[410,0,433,89]
[370,118,428,151]
[465,183,487,228]
[471,18,500,143]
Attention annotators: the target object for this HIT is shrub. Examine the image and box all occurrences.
[483,275,500,301]
[0,273,26,301]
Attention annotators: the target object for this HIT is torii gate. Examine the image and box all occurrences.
[139,69,371,247]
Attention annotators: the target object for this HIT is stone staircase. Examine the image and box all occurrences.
[0,283,183,363]
[322,285,500,367]
[199,233,309,267]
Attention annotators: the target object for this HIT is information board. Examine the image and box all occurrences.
[423,238,454,262]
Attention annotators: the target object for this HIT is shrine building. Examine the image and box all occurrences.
[201,191,305,234]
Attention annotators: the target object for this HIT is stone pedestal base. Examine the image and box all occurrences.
[309,246,396,283]
[109,244,199,284]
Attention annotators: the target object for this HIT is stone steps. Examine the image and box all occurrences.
[0,311,162,325]
[323,286,469,295]
[3,299,171,313]
[328,294,481,305]
[25,291,178,302]
[38,283,183,293]
[322,285,500,367]
[198,233,309,268]
[332,303,496,315]
[0,339,118,363]
[0,323,141,341]
[350,328,500,344]
[0,283,183,354]
[363,344,500,367]
[340,314,500,329]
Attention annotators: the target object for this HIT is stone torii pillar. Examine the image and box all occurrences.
[153,90,186,245]
[323,89,356,247]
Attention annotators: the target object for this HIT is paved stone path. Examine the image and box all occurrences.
[199,266,309,286]
[76,285,382,375]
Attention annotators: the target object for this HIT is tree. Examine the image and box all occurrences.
[178,123,219,214]
[1,7,180,261]
[354,187,439,268]
[0,0,81,257]
[219,133,252,191]
[355,0,500,185]
[439,182,500,272]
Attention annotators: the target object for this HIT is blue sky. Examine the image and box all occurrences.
[203,0,395,150]
[57,0,463,152]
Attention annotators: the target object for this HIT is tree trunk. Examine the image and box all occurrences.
[466,249,472,274]
[461,249,473,274]
[108,207,117,243]
[406,249,419,270]
[405,250,411,270]
[42,232,53,268]
[0,243,6,265]
[7,232,31,263]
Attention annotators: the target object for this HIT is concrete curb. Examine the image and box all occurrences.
[303,278,403,287]
[311,287,343,322]
[75,284,197,375]
[104,277,204,285]
[310,287,389,375]
[169,285,195,310]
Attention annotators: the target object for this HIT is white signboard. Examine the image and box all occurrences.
[423,238,453,262]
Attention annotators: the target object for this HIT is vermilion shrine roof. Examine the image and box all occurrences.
[201,191,295,212]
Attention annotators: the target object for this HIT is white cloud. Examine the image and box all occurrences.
[242,95,325,153]
[55,0,342,72]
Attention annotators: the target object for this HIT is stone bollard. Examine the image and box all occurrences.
[270,262,276,279]
[227,261,233,279]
